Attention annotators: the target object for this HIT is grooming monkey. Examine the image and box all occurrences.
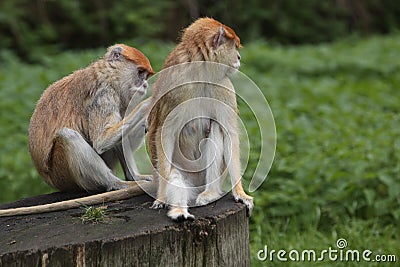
[0,44,155,217]
[147,18,254,221]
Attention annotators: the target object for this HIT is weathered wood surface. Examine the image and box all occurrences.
[0,193,249,267]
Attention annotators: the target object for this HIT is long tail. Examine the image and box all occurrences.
[0,181,156,217]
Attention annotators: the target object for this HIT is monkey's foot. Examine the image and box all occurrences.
[106,181,132,191]
[195,190,222,206]
[233,192,254,216]
[126,173,153,182]
[167,208,195,221]
[135,174,154,182]
[150,199,167,209]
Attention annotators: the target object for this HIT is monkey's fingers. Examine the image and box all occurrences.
[167,207,195,221]
[150,200,167,209]
[125,174,153,182]
[233,192,254,217]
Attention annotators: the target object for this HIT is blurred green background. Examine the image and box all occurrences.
[0,1,399,266]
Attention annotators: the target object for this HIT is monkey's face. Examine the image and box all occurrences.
[232,48,241,69]
[117,62,151,97]
[214,41,241,70]
[132,66,150,95]
[105,44,153,100]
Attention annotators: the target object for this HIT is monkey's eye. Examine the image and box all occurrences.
[138,68,148,79]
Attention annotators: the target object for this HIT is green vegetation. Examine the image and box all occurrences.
[1,0,400,61]
[0,35,399,265]
[243,36,400,266]
[80,205,107,224]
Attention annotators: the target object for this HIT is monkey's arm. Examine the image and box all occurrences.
[115,122,153,181]
[89,93,150,155]
[223,116,254,215]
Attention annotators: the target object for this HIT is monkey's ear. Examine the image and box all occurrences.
[108,46,123,61]
[213,26,227,50]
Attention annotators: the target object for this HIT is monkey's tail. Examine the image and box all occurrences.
[0,181,156,217]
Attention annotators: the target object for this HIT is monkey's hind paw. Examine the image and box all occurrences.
[125,173,153,182]
[195,190,222,206]
[151,200,167,209]
[168,208,195,222]
[234,194,254,217]
[136,174,154,182]
[106,181,131,191]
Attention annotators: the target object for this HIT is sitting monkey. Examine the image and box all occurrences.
[0,44,155,217]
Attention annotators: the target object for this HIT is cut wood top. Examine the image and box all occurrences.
[0,193,245,256]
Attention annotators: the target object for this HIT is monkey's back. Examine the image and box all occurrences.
[28,69,93,182]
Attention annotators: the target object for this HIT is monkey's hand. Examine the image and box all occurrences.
[121,97,151,134]
[233,192,254,217]
[127,174,153,182]
[150,199,167,209]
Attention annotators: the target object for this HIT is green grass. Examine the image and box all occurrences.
[80,205,107,224]
[242,36,400,266]
[0,35,399,266]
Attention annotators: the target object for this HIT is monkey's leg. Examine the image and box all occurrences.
[153,128,194,220]
[53,128,136,192]
[101,150,119,172]
[150,173,168,209]
[115,145,138,181]
[166,167,194,221]
[150,129,173,209]
[102,146,138,181]
[196,123,225,206]
[117,121,153,182]
[223,128,254,215]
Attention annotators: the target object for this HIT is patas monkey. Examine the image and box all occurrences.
[0,44,155,217]
[147,18,254,221]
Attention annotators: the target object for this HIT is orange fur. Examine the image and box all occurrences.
[117,44,154,74]
[181,17,241,48]
[161,17,241,70]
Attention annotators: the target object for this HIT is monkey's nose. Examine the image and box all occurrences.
[238,54,241,60]
[143,81,148,89]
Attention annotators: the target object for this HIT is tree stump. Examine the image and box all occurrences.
[0,193,250,266]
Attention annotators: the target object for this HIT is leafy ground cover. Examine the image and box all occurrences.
[0,35,399,266]
[242,35,400,266]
